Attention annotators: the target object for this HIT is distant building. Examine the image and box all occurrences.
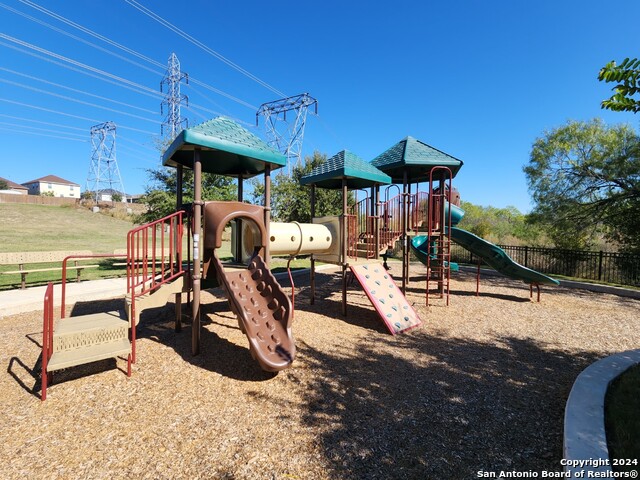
[93,188,127,203]
[0,176,28,195]
[22,175,81,198]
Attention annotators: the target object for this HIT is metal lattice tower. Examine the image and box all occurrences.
[256,93,318,172]
[161,52,189,140]
[86,121,125,203]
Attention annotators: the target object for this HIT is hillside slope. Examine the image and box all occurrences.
[0,203,135,253]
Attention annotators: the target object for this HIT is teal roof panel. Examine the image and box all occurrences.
[162,117,286,177]
[300,150,391,189]
[371,136,463,182]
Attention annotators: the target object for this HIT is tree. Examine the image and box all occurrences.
[111,192,123,203]
[0,179,8,190]
[135,167,236,223]
[250,151,349,223]
[599,57,640,113]
[524,119,640,251]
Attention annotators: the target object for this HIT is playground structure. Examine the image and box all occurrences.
[39,117,559,400]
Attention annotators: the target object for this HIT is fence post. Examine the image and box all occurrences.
[598,250,604,281]
[524,246,528,268]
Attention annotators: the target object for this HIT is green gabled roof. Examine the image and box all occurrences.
[162,116,286,177]
[371,136,463,182]
[299,150,391,189]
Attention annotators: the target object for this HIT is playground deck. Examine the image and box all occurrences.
[1,263,638,479]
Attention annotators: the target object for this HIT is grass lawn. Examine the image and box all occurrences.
[0,203,134,253]
[605,363,640,470]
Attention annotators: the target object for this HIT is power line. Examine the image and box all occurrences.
[0,98,158,135]
[122,0,287,98]
[0,34,163,99]
[0,2,165,77]
[15,0,166,70]
[0,120,86,138]
[0,77,160,123]
[0,67,157,115]
[0,125,87,142]
[0,113,87,132]
[11,0,262,112]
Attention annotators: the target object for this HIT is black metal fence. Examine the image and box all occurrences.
[450,244,640,287]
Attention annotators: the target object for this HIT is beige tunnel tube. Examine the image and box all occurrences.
[236,221,333,259]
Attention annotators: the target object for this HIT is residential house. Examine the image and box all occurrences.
[22,175,81,198]
[0,176,29,195]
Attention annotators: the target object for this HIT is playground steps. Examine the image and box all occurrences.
[47,310,131,372]
[126,275,185,325]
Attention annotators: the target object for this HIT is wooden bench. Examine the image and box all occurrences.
[0,251,98,289]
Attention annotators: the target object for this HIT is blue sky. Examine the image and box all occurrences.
[1,0,638,212]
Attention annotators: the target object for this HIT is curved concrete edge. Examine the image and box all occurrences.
[563,349,640,477]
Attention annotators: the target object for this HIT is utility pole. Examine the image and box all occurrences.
[161,52,189,140]
[86,121,125,203]
[256,93,318,173]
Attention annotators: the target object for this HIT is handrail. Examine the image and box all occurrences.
[41,282,54,401]
[127,210,185,363]
[379,192,403,250]
[61,254,127,318]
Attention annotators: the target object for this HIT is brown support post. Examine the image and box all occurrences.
[175,165,183,333]
[264,165,271,266]
[191,150,202,356]
[401,170,408,294]
[341,178,348,316]
[236,174,244,263]
[310,183,316,305]
[407,180,412,284]
[374,185,380,260]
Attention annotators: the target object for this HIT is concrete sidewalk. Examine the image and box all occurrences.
[0,278,127,318]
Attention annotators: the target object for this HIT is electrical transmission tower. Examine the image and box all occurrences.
[256,93,318,172]
[161,52,189,140]
[86,121,125,203]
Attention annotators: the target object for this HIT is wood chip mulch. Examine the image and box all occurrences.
[1,262,638,479]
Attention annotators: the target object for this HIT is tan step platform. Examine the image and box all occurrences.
[48,310,130,372]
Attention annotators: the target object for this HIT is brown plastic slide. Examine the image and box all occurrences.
[202,201,295,372]
[210,253,295,372]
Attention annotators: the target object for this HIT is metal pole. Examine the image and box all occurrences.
[236,174,243,263]
[264,165,271,265]
[175,165,183,333]
[401,170,408,294]
[342,178,348,316]
[310,183,316,305]
[374,185,380,260]
[191,149,202,355]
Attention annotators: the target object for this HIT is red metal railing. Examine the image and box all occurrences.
[380,192,403,250]
[411,192,429,231]
[348,194,376,260]
[41,282,54,401]
[60,254,126,318]
[127,211,185,362]
[426,167,453,306]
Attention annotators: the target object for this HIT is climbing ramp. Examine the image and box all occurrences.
[349,263,422,335]
[211,253,295,372]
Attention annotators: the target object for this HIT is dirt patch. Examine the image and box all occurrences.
[1,263,638,479]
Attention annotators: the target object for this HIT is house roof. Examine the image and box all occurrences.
[22,175,80,186]
[371,136,463,182]
[162,116,287,178]
[0,176,28,190]
[299,150,392,189]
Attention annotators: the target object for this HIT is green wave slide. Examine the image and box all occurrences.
[409,203,559,286]
[447,227,559,286]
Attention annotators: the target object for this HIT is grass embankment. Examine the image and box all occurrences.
[0,203,135,290]
[0,203,311,290]
[605,364,640,470]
